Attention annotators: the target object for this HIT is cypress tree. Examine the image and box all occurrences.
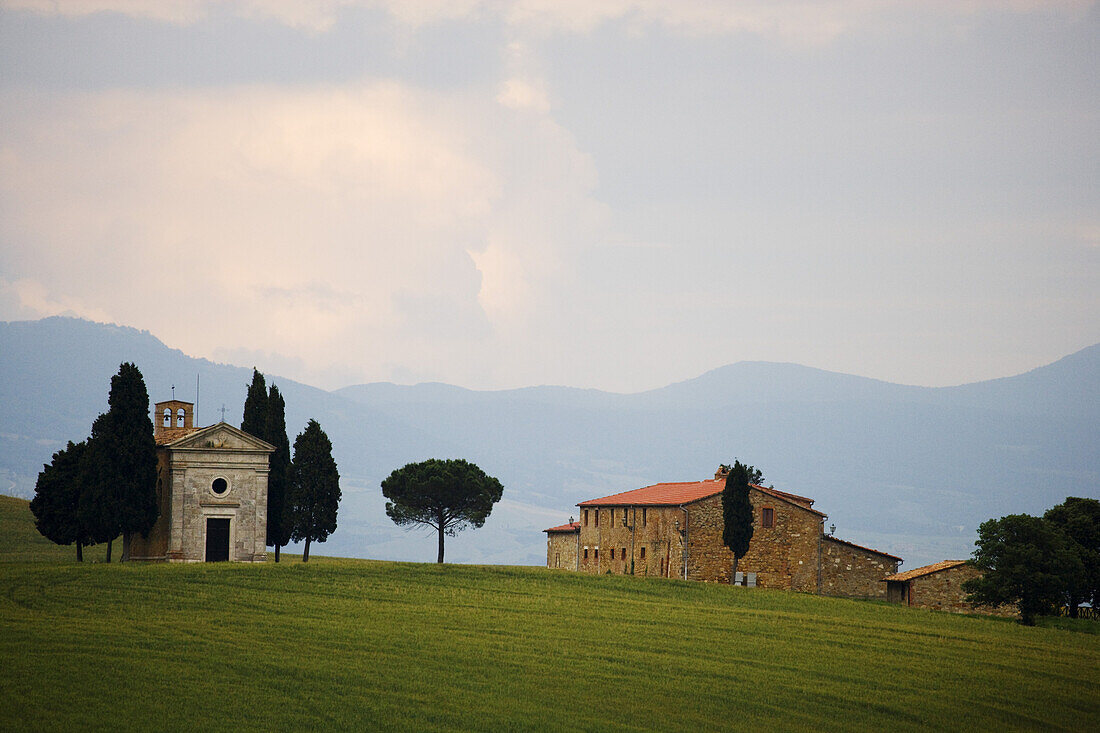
[264,384,292,562]
[241,369,268,435]
[30,440,94,561]
[722,460,762,579]
[80,412,119,560]
[286,420,340,562]
[98,363,158,562]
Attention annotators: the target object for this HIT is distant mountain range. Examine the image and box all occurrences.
[2,316,1097,567]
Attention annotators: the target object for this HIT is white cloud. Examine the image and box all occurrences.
[8,0,1090,41]
[0,81,609,389]
[496,78,550,112]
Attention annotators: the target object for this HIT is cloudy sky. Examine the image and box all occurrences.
[1,1,1097,392]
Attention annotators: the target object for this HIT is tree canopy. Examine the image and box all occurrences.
[722,460,762,575]
[286,419,340,562]
[241,369,292,561]
[381,459,503,563]
[1043,496,1100,617]
[30,440,95,561]
[241,368,268,437]
[80,363,158,562]
[264,384,292,560]
[964,513,1084,625]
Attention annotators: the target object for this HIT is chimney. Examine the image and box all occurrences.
[715,465,730,480]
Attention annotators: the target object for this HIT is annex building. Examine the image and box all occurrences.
[545,466,902,598]
[129,399,273,563]
[883,560,1014,616]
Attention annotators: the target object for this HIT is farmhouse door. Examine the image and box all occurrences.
[205,518,231,562]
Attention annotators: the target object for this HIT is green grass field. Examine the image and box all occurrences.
[2,497,1098,731]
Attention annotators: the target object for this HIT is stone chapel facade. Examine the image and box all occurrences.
[129,400,274,562]
[545,467,902,598]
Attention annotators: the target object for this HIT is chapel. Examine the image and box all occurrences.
[128,399,274,562]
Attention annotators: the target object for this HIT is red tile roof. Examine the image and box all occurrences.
[544,521,581,533]
[883,559,968,582]
[154,427,200,445]
[823,534,903,561]
[577,479,826,516]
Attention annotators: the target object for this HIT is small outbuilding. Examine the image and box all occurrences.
[882,559,1013,616]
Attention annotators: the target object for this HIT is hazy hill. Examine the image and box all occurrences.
[2,316,1097,567]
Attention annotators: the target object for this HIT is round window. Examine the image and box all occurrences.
[211,477,228,495]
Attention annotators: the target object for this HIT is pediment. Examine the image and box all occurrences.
[167,422,275,452]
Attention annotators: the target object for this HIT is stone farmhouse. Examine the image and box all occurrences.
[883,560,1014,616]
[129,399,273,563]
[545,466,902,598]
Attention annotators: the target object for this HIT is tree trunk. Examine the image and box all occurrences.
[437,525,445,564]
[105,537,113,563]
[302,537,311,562]
[1069,600,1080,619]
[274,544,280,563]
[731,554,738,583]
[76,541,83,562]
[121,531,131,562]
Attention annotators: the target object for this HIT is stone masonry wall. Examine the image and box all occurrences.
[577,489,823,591]
[546,531,579,570]
[819,537,898,598]
[173,451,268,562]
[128,453,172,560]
[909,565,1016,617]
[578,505,685,578]
[688,493,822,591]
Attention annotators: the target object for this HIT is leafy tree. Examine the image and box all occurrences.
[30,441,95,561]
[722,460,763,578]
[264,384,292,562]
[382,458,503,564]
[286,420,340,562]
[80,363,158,562]
[964,513,1084,625]
[241,368,268,435]
[1044,497,1100,618]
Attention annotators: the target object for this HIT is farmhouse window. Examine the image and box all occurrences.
[611,548,616,560]
[642,507,647,526]
[611,508,615,524]
[621,547,626,560]
[640,547,646,560]
[584,509,588,526]
[584,548,588,559]
[595,548,599,559]
[595,509,600,525]
[761,507,774,528]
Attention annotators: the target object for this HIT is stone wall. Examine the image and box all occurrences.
[819,537,899,598]
[687,493,823,591]
[546,531,579,570]
[578,504,685,578]
[577,489,825,591]
[908,565,1016,617]
[128,454,172,560]
[131,425,270,563]
[171,450,268,562]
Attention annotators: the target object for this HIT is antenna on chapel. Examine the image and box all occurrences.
[195,374,200,426]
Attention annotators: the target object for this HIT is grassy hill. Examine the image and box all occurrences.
[2,499,1099,731]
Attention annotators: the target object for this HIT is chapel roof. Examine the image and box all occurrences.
[883,559,969,582]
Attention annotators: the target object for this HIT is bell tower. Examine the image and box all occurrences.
[154,399,194,441]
